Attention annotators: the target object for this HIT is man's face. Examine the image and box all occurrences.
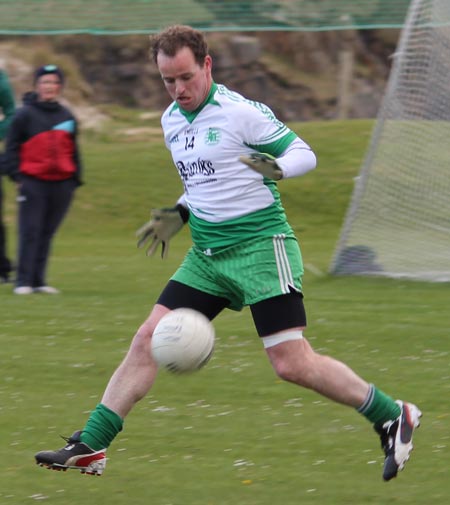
[157,46,212,112]
[36,75,62,102]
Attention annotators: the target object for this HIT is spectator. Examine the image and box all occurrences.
[4,64,83,294]
[0,67,15,283]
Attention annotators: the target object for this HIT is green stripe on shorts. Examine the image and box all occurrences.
[171,235,304,311]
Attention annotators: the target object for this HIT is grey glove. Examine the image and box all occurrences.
[239,152,283,180]
[136,204,189,259]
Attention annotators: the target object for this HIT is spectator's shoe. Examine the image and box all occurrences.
[13,286,33,295]
[376,401,422,481]
[34,285,60,294]
[35,431,106,476]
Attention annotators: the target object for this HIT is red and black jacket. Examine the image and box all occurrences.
[4,92,82,184]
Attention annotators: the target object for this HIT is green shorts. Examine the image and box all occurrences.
[171,235,304,311]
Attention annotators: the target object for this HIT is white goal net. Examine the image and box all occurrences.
[330,0,450,282]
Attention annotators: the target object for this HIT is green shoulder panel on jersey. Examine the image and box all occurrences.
[215,83,297,157]
[245,130,298,158]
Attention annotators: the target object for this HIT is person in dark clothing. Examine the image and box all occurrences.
[4,64,82,294]
[0,68,16,283]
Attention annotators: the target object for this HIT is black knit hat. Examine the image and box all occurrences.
[34,64,64,84]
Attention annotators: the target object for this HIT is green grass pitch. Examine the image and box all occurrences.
[0,117,448,504]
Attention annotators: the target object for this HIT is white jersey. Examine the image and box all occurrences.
[161,83,314,251]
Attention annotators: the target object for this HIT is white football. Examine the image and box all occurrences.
[151,308,215,373]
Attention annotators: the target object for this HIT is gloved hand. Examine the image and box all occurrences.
[136,204,189,259]
[239,152,283,180]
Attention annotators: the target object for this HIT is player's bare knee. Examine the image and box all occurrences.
[264,330,309,383]
[271,359,298,383]
[274,358,317,388]
[129,326,152,355]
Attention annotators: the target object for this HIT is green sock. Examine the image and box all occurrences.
[80,403,124,451]
[357,384,401,429]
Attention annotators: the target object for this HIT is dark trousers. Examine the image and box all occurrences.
[16,176,76,288]
[0,176,13,277]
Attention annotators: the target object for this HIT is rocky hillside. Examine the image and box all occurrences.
[0,29,400,126]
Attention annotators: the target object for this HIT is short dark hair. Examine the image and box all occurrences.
[150,25,208,67]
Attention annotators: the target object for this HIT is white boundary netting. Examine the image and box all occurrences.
[330,0,450,282]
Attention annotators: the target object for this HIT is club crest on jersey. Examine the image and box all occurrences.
[204,127,221,146]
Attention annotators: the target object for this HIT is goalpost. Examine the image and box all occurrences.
[330,0,450,282]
